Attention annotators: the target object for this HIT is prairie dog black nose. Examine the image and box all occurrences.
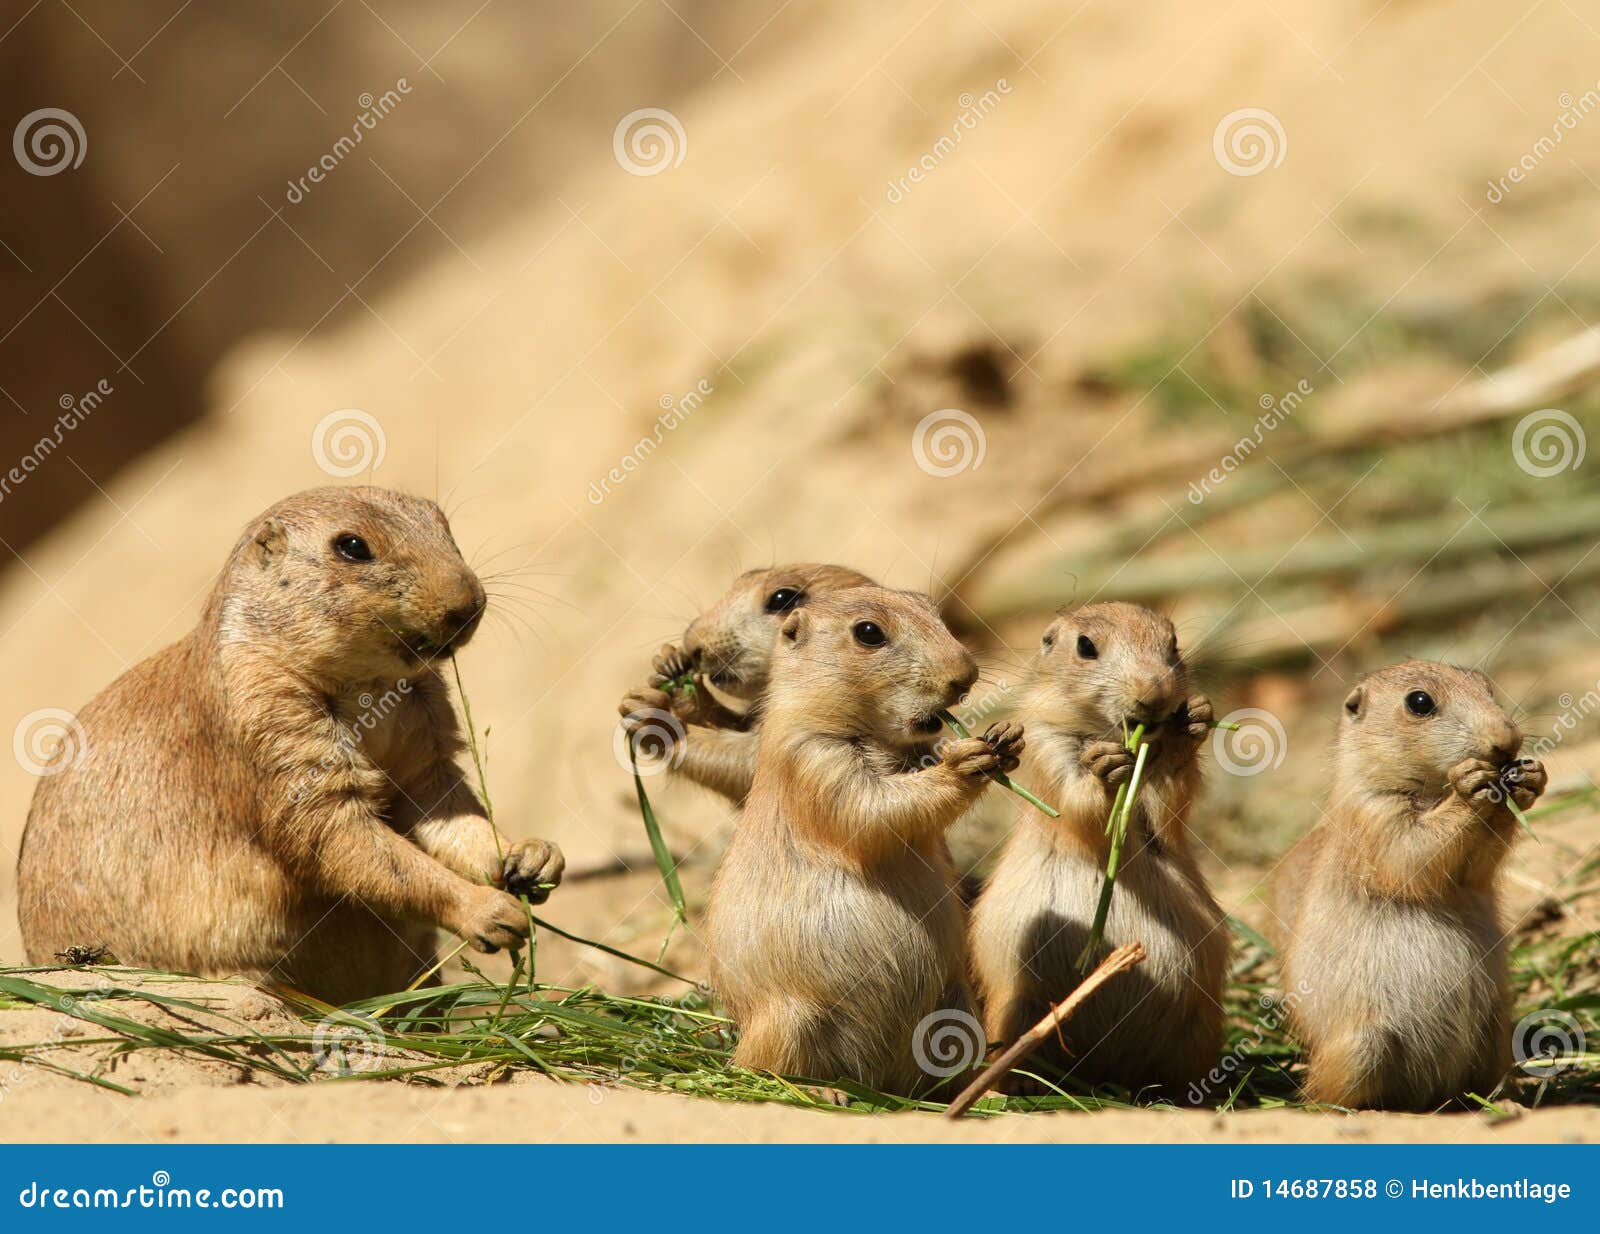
[443,577,486,633]
[946,660,979,702]
[1486,719,1521,765]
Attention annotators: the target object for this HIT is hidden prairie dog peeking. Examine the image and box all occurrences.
[969,602,1226,1093]
[618,563,875,804]
[1268,661,1544,1110]
[17,487,564,1005]
[707,586,1021,1095]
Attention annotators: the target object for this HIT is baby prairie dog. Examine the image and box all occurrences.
[618,563,874,804]
[970,602,1226,1091]
[1269,661,1545,1110]
[18,487,564,1005]
[707,586,1021,1095]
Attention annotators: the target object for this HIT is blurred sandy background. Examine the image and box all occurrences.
[2,1,1598,1138]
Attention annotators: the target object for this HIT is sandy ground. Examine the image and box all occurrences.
[6,1075,1596,1146]
[4,1,1600,1141]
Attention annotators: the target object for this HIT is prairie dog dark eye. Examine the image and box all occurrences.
[1404,690,1436,717]
[334,534,373,562]
[853,621,887,647]
[765,587,802,613]
[1076,634,1098,660]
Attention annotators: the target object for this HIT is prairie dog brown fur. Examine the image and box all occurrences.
[618,564,874,804]
[706,586,1020,1094]
[969,602,1226,1091]
[1268,661,1543,1110]
[18,487,564,1004]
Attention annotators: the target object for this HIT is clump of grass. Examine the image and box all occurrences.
[3,903,1594,1113]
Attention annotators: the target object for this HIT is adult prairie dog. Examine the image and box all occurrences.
[707,586,1020,1094]
[619,563,874,804]
[969,602,1226,1092]
[18,487,564,1004]
[1269,661,1544,1110]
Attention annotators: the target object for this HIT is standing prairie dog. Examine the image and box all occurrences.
[18,487,564,1004]
[618,563,874,804]
[1268,661,1544,1110]
[707,586,1021,1095]
[969,602,1226,1092]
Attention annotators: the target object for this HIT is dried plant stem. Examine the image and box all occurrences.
[945,942,1148,1118]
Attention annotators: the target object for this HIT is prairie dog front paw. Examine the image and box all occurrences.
[1081,740,1134,787]
[1448,757,1504,818]
[940,737,1000,780]
[1501,757,1547,811]
[500,837,565,903]
[981,721,1025,773]
[447,886,531,953]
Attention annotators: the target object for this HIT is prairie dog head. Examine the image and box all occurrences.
[1026,602,1189,738]
[683,563,875,701]
[766,586,978,752]
[218,487,486,683]
[1336,660,1522,798]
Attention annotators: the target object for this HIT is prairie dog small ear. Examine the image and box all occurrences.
[250,518,287,566]
[1343,683,1367,720]
[780,610,810,647]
